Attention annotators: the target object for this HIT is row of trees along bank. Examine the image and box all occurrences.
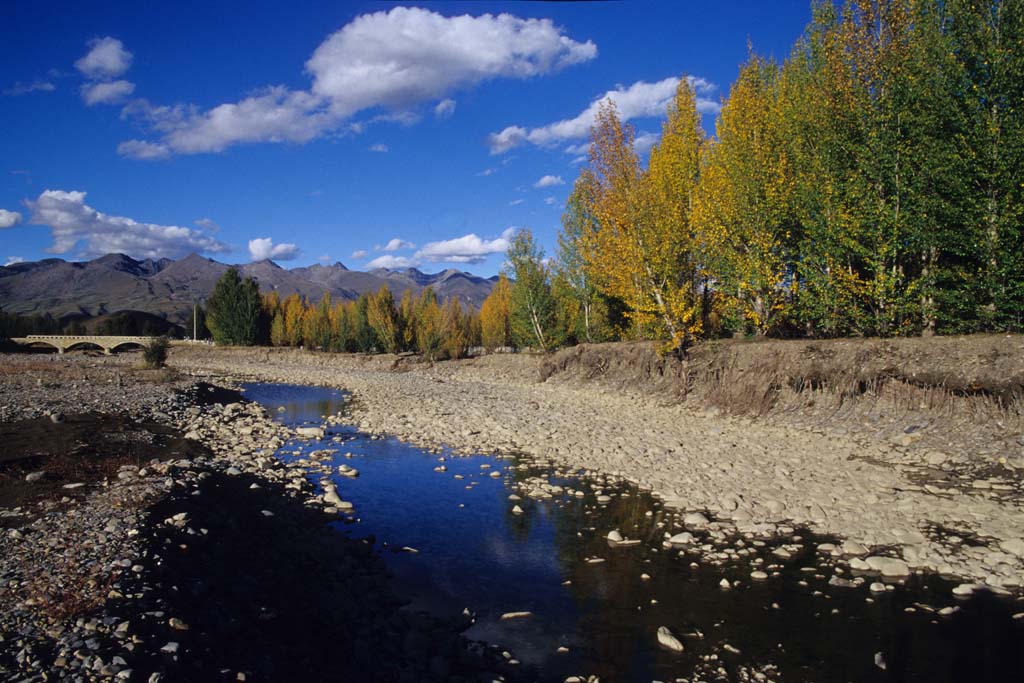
[204,0,1022,356]
[555,0,1023,350]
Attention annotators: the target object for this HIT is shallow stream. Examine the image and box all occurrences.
[241,382,1022,682]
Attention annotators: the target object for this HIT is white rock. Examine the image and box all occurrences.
[999,539,1024,558]
[865,556,910,578]
[750,570,768,580]
[668,532,694,546]
[952,583,977,597]
[719,578,732,590]
[656,626,684,652]
[684,512,710,529]
[607,530,624,543]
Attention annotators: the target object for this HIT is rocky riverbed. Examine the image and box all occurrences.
[168,345,1024,595]
[0,354,524,682]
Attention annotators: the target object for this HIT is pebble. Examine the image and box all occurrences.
[656,626,684,652]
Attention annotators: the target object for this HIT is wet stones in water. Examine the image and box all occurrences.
[667,532,695,546]
[500,611,532,620]
[656,626,684,653]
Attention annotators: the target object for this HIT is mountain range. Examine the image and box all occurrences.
[0,253,498,324]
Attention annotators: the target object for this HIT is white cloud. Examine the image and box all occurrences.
[27,189,229,259]
[377,238,415,252]
[118,8,595,157]
[3,80,55,96]
[351,249,369,259]
[317,253,330,262]
[0,209,23,229]
[194,217,219,232]
[489,76,718,153]
[414,227,514,264]
[4,256,25,266]
[81,79,135,106]
[369,143,389,152]
[435,98,456,118]
[476,168,497,177]
[508,198,524,206]
[248,237,300,261]
[75,37,133,80]
[633,131,660,155]
[544,196,557,206]
[534,174,564,188]
[366,254,417,270]
[150,87,333,155]
[117,139,171,160]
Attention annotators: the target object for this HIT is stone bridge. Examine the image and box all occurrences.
[10,335,157,355]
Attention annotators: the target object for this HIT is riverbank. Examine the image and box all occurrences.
[168,338,1024,592]
[0,354,522,682]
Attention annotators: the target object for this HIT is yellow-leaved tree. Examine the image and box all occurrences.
[693,54,795,335]
[479,274,512,351]
[582,81,704,351]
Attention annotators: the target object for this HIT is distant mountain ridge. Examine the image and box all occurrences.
[0,253,498,324]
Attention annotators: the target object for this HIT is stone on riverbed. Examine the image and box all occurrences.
[501,611,532,620]
[865,556,910,578]
[668,532,695,546]
[656,626,684,652]
[296,426,324,438]
[683,512,709,529]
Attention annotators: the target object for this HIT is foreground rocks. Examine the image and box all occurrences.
[0,359,525,682]
[170,345,1024,591]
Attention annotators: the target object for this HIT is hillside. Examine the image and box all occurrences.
[0,253,498,324]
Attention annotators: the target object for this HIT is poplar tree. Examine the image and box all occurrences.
[480,274,513,350]
[506,228,555,351]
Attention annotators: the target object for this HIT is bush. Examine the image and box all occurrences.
[143,336,170,369]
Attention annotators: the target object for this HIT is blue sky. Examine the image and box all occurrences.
[1,1,812,276]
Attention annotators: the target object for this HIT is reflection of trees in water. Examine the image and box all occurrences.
[505,472,1019,683]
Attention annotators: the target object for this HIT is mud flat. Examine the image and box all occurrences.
[169,341,1024,592]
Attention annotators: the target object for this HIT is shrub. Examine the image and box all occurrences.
[143,336,170,369]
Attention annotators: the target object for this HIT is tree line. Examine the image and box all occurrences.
[202,266,490,358]
[549,0,1023,350]
[204,0,1021,356]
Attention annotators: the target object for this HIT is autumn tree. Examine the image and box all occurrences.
[480,274,513,351]
[441,297,471,359]
[281,294,305,347]
[694,54,796,335]
[414,287,443,360]
[367,286,401,353]
[582,88,704,351]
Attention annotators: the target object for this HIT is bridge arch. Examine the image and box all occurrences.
[109,341,146,352]
[20,340,61,353]
[64,341,106,354]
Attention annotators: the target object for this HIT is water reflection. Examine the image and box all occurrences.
[240,383,1024,682]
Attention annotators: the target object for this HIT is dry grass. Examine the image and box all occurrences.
[540,336,1024,436]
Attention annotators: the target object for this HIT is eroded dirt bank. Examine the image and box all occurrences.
[169,338,1024,591]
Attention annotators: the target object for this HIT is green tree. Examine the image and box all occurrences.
[506,228,556,351]
[206,268,263,346]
